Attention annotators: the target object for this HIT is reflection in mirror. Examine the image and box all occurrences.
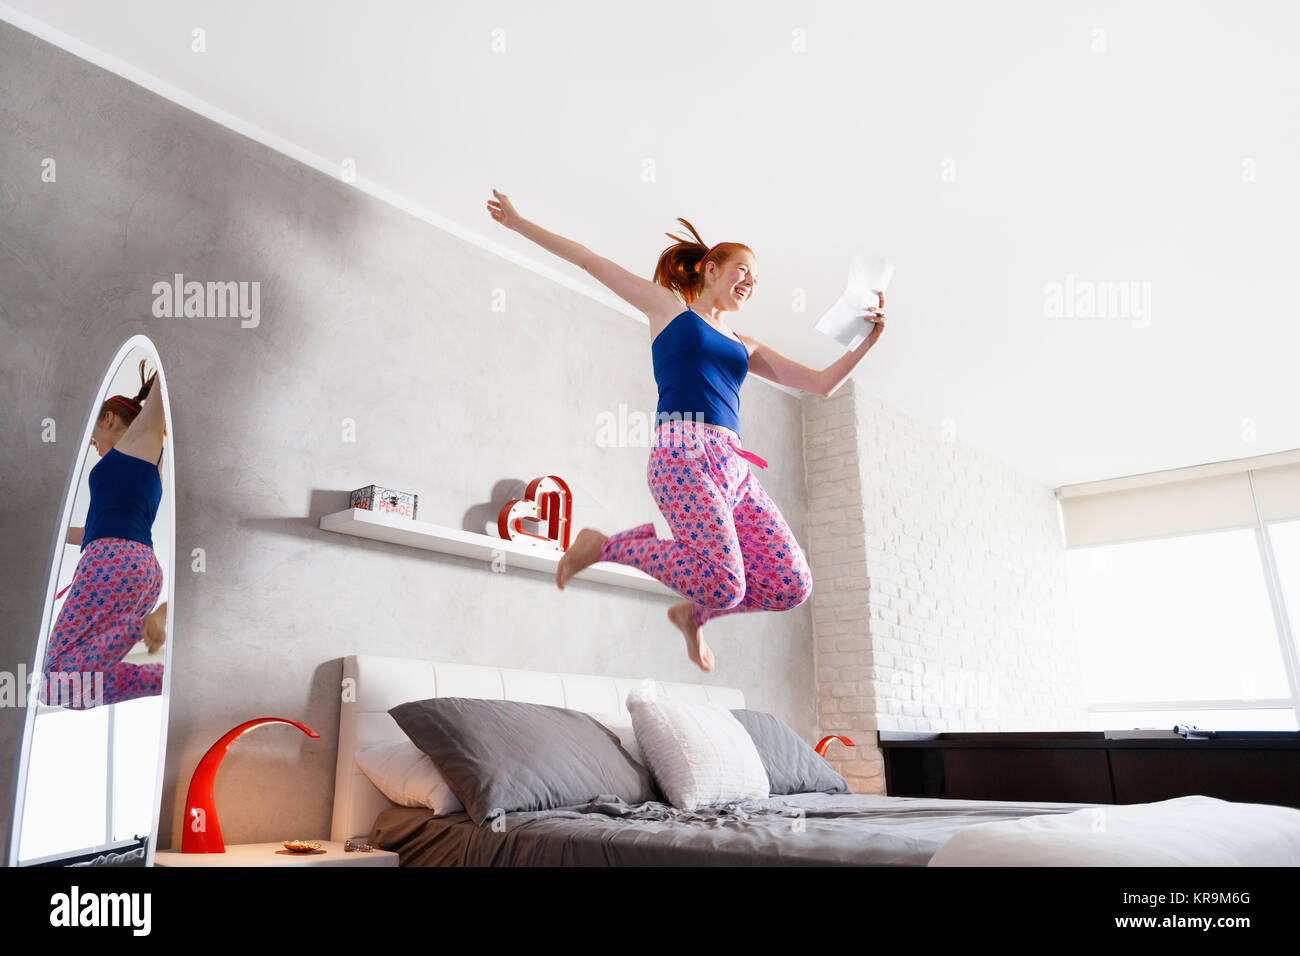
[10,335,175,866]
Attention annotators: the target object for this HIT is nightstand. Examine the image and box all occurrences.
[155,841,398,867]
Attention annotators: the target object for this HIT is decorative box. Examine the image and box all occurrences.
[350,484,418,520]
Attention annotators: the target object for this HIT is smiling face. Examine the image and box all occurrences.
[702,249,758,313]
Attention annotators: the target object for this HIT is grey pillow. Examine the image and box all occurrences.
[730,709,850,795]
[389,697,660,826]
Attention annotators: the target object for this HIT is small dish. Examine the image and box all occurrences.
[282,840,322,853]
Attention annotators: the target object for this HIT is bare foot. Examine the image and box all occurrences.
[556,528,607,590]
[142,601,168,654]
[668,601,715,672]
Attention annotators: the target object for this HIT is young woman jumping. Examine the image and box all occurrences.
[42,360,169,709]
[486,190,886,671]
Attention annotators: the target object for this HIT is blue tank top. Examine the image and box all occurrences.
[651,308,749,440]
[81,447,163,551]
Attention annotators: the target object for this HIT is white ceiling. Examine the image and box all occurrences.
[7,0,1298,488]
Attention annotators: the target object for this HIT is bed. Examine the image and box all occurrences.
[331,655,1300,866]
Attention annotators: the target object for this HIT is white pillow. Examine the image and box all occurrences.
[585,710,644,765]
[625,683,769,809]
[354,739,464,814]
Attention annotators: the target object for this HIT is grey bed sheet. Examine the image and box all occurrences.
[369,791,1106,866]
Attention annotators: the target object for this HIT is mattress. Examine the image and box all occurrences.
[368,791,1104,866]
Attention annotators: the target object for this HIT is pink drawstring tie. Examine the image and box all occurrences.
[726,440,768,469]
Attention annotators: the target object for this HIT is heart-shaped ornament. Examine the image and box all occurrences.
[496,475,573,551]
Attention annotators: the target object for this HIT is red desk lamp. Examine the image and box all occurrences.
[181,717,319,853]
[815,735,855,757]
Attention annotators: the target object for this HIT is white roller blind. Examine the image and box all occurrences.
[1252,462,1300,524]
[1057,449,1300,548]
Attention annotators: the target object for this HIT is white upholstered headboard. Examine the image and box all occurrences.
[331,655,747,842]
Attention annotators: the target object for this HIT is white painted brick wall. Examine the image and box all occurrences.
[802,380,1088,794]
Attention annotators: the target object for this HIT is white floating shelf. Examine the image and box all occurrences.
[319,508,677,597]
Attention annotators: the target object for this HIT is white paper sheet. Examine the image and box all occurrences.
[814,251,893,350]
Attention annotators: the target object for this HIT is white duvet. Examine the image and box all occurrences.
[927,795,1300,866]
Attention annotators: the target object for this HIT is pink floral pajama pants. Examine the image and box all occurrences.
[41,538,164,710]
[599,419,813,627]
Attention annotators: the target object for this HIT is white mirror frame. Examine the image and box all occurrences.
[8,333,176,867]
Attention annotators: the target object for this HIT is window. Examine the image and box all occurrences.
[1059,456,1300,731]
[1066,527,1298,731]
[1268,518,1300,644]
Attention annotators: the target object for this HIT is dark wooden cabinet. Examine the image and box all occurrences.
[880,731,1300,809]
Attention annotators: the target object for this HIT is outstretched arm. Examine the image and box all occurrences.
[486,189,678,319]
[739,334,830,396]
[743,292,886,398]
[818,322,884,398]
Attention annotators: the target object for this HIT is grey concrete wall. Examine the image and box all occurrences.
[0,22,814,855]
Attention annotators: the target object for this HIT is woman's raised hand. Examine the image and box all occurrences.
[865,290,887,335]
[486,188,522,231]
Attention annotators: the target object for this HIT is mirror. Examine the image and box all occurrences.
[9,334,175,866]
